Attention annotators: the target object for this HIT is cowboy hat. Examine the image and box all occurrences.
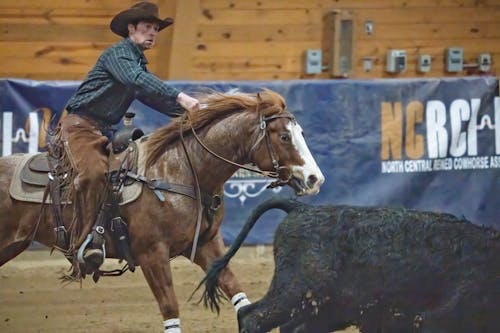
[110,1,173,38]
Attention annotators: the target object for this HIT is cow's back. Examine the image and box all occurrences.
[272,204,499,331]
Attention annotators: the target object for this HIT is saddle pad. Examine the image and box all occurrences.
[9,143,146,206]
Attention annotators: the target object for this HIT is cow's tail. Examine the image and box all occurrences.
[192,197,301,313]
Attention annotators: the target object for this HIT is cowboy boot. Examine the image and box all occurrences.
[78,203,110,273]
[82,248,104,272]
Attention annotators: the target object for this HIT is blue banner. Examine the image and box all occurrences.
[1,77,499,244]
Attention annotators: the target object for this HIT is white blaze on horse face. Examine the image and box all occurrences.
[288,122,325,195]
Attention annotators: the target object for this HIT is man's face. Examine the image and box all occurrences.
[128,21,160,50]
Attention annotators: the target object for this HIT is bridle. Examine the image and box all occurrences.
[185,101,296,187]
[250,112,296,188]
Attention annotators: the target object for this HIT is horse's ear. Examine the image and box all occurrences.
[254,92,263,115]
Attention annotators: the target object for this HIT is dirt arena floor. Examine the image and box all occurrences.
[0,246,358,333]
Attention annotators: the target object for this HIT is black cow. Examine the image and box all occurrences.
[196,197,500,333]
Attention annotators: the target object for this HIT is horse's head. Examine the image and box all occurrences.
[145,88,324,196]
[248,91,325,196]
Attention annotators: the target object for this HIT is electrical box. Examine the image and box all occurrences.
[446,47,463,72]
[417,54,432,73]
[386,49,407,73]
[304,49,322,74]
[478,53,491,72]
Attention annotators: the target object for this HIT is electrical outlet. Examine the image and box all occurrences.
[478,53,491,72]
[418,54,431,73]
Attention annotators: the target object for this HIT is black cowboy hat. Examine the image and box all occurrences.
[110,1,173,38]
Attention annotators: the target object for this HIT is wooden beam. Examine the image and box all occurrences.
[155,0,177,79]
[163,0,200,80]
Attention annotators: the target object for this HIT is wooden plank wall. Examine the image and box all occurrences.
[194,0,500,80]
[1,0,499,81]
[0,0,139,80]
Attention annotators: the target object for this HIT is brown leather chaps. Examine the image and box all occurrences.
[58,113,110,251]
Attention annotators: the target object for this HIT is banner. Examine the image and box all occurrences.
[1,77,498,244]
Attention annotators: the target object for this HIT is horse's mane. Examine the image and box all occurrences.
[145,88,287,168]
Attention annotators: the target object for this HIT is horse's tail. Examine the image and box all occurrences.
[192,197,302,313]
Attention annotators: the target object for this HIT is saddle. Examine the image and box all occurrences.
[10,141,145,205]
[20,153,54,187]
[20,145,139,187]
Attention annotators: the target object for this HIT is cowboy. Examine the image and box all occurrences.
[59,1,200,274]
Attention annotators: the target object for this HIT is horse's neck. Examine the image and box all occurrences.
[150,112,255,193]
[190,113,256,188]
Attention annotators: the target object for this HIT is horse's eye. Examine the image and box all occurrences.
[280,133,290,142]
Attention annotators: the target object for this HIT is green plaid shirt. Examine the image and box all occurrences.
[66,38,183,125]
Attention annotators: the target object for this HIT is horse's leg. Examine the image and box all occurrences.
[0,237,31,266]
[193,233,251,313]
[0,201,44,266]
[0,214,28,266]
[136,240,181,333]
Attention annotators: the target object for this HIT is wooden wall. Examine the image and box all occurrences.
[1,0,137,80]
[1,0,499,81]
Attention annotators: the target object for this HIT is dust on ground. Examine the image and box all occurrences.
[0,246,358,333]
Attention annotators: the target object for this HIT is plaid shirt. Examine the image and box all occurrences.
[66,38,183,126]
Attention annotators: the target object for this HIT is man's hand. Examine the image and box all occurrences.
[176,92,200,112]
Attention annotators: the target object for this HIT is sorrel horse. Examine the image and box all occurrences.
[0,89,324,332]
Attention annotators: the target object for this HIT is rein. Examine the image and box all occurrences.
[179,113,204,262]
